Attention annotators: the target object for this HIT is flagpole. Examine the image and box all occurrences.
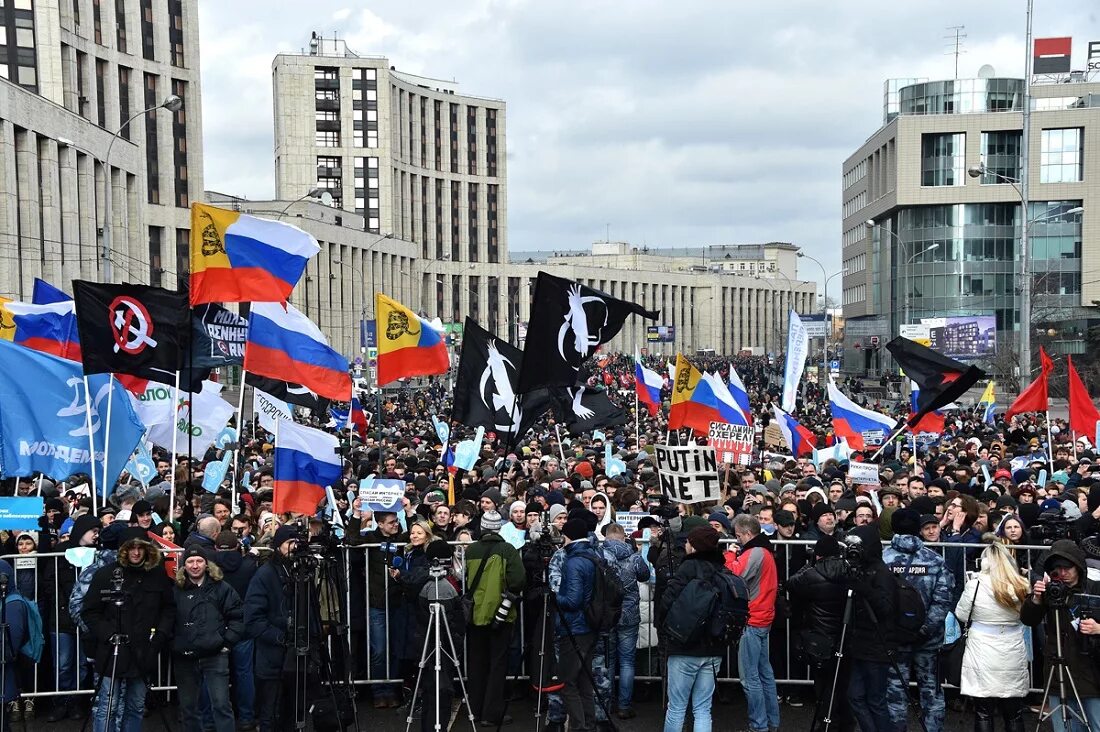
[82,376,99,517]
[554,423,566,463]
[169,370,181,528]
[870,422,909,461]
[101,374,115,506]
[1045,410,1055,473]
[233,369,249,511]
[1073,431,1079,460]
[36,474,44,497]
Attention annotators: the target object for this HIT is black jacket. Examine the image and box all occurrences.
[244,556,292,680]
[82,543,175,678]
[845,524,898,663]
[355,527,407,610]
[172,572,245,658]
[397,545,431,605]
[787,556,849,660]
[211,549,257,604]
[39,538,81,633]
[656,549,728,657]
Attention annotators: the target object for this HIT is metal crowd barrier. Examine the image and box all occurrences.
[2,538,1053,698]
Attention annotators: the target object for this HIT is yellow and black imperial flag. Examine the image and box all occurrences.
[452,317,551,441]
[517,272,658,393]
[72,281,188,384]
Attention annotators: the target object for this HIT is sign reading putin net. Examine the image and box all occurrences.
[655,445,721,504]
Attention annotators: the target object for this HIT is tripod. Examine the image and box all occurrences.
[315,551,362,732]
[1036,608,1092,732]
[101,570,128,732]
[404,570,475,732]
[809,588,853,732]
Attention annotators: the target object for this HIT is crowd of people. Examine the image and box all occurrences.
[0,350,1099,732]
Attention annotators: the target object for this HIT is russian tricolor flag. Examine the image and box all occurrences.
[701,371,750,426]
[827,382,897,451]
[7,301,81,362]
[909,381,945,434]
[274,419,343,515]
[634,350,663,417]
[772,404,816,457]
[727,364,753,426]
[245,302,352,402]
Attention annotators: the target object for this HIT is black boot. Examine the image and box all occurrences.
[1003,697,1025,732]
[974,699,995,732]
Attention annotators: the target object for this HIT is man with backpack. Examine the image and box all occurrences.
[554,517,603,732]
[0,559,30,727]
[731,513,781,732]
[881,509,954,732]
[464,509,525,728]
[657,524,748,732]
[600,523,651,720]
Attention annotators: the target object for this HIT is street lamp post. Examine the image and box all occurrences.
[102,94,182,283]
[332,257,366,356]
[797,252,831,381]
[904,244,939,326]
[278,187,325,219]
[753,276,779,356]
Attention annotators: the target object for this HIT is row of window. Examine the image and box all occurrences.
[844,284,867,306]
[843,191,867,218]
[843,159,867,190]
[920,127,1084,186]
[843,225,867,248]
[844,253,868,274]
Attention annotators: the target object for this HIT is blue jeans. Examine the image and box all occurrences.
[176,652,235,732]
[612,624,639,709]
[664,655,721,732]
[49,632,77,691]
[231,639,256,724]
[737,625,780,731]
[848,660,892,732]
[92,676,146,732]
[368,606,405,696]
[1049,695,1100,732]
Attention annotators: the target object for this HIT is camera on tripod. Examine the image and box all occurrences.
[1032,508,1077,546]
[650,503,682,533]
[99,568,129,608]
[1046,580,1074,608]
[428,557,449,580]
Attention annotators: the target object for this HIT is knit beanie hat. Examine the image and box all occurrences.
[687,526,720,553]
[562,518,589,541]
[480,510,503,532]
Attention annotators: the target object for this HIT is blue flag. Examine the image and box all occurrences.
[124,441,157,486]
[0,341,145,488]
[32,278,72,305]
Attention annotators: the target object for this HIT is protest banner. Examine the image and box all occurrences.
[359,477,404,512]
[0,497,45,531]
[255,389,292,433]
[708,421,754,466]
[616,511,649,536]
[763,423,784,448]
[655,444,721,504]
[848,462,881,487]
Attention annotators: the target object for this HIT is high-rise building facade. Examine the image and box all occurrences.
[0,0,203,300]
[841,71,1100,374]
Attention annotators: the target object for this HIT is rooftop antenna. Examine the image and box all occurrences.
[606,223,610,244]
[944,26,967,79]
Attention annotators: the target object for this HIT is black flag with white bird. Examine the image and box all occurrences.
[517,271,659,393]
[550,384,628,436]
[452,318,552,441]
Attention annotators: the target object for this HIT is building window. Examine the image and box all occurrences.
[450,181,460,262]
[144,72,160,204]
[93,0,102,45]
[434,100,442,171]
[449,103,459,173]
[95,59,106,126]
[469,276,480,322]
[435,178,444,259]
[148,226,163,285]
[168,0,184,67]
[487,108,498,178]
[118,66,131,139]
[467,106,477,175]
[316,130,340,147]
[140,0,154,60]
[175,228,189,291]
[115,0,126,53]
[171,79,188,207]
[468,182,479,262]
[1040,128,1083,183]
[350,67,378,148]
[5,0,40,93]
[920,132,965,186]
[488,183,499,263]
[353,156,380,232]
[979,130,1021,184]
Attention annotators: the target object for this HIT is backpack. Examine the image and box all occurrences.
[4,595,44,662]
[664,567,749,646]
[582,554,625,634]
[890,556,929,645]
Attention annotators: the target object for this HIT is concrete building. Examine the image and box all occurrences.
[268,33,817,361]
[0,0,203,300]
[841,67,1100,375]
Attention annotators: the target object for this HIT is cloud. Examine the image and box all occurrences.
[198,0,1100,290]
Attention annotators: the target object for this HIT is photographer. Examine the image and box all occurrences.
[82,526,175,732]
[172,546,245,732]
[1020,539,1100,731]
[414,541,466,732]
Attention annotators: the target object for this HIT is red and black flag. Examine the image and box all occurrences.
[886,336,986,427]
[72,281,189,385]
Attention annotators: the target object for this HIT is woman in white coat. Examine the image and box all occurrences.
[954,539,1031,732]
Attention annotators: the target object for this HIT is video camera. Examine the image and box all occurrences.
[1031,507,1077,546]
[649,502,682,534]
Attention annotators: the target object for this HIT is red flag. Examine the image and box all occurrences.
[1068,356,1100,437]
[1005,347,1054,418]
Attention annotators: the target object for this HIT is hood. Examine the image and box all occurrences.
[214,549,243,573]
[593,492,613,533]
[0,559,15,591]
[175,559,224,588]
[804,487,828,505]
[889,533,923,555]
[601,538,634,561]
[849,524,883,565]
[117,538,163,571]
[1046,539,1087,576]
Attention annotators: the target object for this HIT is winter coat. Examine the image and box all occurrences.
[211,548,257,604]
[637,582,659,649]
[0,561,28,703]
[787,556,849,660]
[243,556,292,680]
[656,549,729,656]
[171,562,245,658]
[731,532,777,627]
[845,524,899,664]
[954,575,1029,699]
[464,532,525,627]
[39,537,85,633]
[397,544,431,605]
[599,538,650,629]
[68,548,117,634]
[1020,539,1100,698]
[81,541,175,678]
[882,533,955,647]
[555,540,597,637]
[358,527,408,610]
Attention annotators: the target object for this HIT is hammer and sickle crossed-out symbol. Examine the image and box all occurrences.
[109,296,158,355]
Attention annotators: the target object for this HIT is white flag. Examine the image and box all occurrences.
[255,389,292,434]
[129,381,177,431]
[781,310,808,413]
[146,380,235,457]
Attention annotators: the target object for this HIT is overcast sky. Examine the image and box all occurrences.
[198,1,1100,287]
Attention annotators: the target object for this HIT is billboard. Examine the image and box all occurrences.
[800,314,830,338]
[922,316,997,359]
[647,325,676,343]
